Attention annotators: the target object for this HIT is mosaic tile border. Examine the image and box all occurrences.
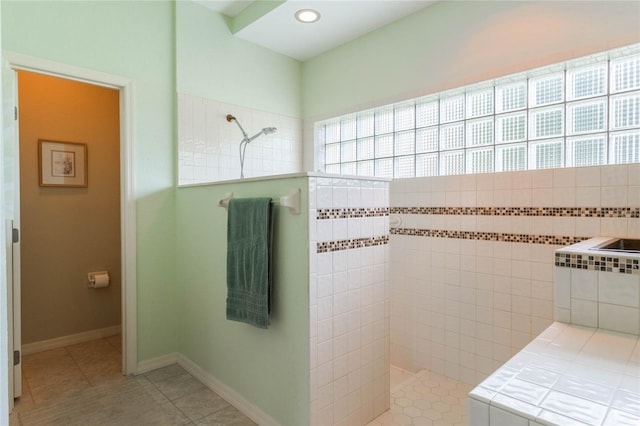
[390,228,588,246]
[316,235,389,253]
[317,207,389,220]
[390,206,639,218]
[555,252,640,275]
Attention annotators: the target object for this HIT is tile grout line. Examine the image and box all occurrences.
[63,345,93,390]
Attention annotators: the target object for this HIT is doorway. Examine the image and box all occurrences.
[16,70,122,404]
[4,53,137,411]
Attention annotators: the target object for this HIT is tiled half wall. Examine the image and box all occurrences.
[390,163,640,387]
[308,176,391,426]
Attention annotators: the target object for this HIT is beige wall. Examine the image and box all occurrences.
[18,71,121,344]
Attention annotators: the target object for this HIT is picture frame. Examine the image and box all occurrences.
[38,140,88,187]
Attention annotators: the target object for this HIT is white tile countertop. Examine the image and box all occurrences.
[468,322,640,425]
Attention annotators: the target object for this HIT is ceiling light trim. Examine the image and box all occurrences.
[295,9,321,24]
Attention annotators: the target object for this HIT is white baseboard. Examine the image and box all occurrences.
[177,354,281,426]
[135,352,179,374]
[22,325,121,355]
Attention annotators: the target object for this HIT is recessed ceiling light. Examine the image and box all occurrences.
[295,9,320,24]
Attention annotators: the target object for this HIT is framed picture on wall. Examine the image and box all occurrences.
[38,140,88,187]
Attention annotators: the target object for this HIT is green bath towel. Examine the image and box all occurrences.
[226,197,273,329]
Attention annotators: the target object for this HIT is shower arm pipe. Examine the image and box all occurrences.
[227,114,276,144]
[226,114,248,141]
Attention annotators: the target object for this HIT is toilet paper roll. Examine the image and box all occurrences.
[89,272,110,288]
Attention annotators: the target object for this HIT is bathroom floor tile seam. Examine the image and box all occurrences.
[11,337,256,426]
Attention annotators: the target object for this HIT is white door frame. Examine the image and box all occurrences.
[4,51,137,376]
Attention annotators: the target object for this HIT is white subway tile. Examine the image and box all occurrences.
[571,299,598,327]
[571,269,598,301]
[600,217,628,237]
[598,303,640,335]
[576,166,601,187]
[601,164,628,186]
[599,272,640,308]
[554,307,571,323]
[576,187,601,207]
[531,170,554,188]
[601,186,628,207]
[553,187,576,207]
[575,217,600,238]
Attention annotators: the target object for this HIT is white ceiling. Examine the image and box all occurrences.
[193,0,438,61]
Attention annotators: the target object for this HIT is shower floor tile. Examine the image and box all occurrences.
[368,369,473,426]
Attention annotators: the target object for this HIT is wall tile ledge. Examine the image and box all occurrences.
[468,322,640,426]
[555,236,640,275]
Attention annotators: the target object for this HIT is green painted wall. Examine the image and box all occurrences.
[176,178,309,425]
[2,0,179,360]
[176,1,301,118]
[302,0,640,119]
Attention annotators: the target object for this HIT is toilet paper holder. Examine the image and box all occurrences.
[88,271,110,288]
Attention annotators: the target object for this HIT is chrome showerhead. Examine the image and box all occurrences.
[227,113,277,178]
[246,127,277,143]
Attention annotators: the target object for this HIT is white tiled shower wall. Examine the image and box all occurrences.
[178,93,302,185]
[390,163,640,387]
[308,176,391,426]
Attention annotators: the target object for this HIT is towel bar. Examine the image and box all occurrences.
[218,188,301,215]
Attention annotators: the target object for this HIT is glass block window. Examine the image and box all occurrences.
[496,112,526,143]
[416,99,439,127]
[567,64,607,101]
[467,147,494,174]
[325,164,340,174]
[340,117,356,141]
[467,89,494,118]
[440,122,464,151]
[416,153,438,177]
[341,162,356,176]
[357,112,375,138]
[395,130,415,156]
[611,54,640,93]
[440,150,465,175]
[567,98,607,135]
[325,120,340,143]
[530,106,564,139]
[375,158,393,178]
[395,103,415,131]
[496,82,526,113]
[395,155,415,178]
[375,108,394,134]
[357,137,374,160]
[374,134,393,158]
[530,139,564,170]
[530,73,564,106]
[610,130,640,163]
[440,95,465,123]
[357,160,374,176]
[341,140,356,163]
[566,135,607,167]
[610,91,640,130]
[466,118,494,147]
[416,127,438,153]
[316,44,640,178]
[496,143,526,172]
[325,143,340,165]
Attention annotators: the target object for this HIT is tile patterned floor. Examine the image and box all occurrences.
[10,341,471,426]
[367,367,473,426]
[9,336,256,426]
